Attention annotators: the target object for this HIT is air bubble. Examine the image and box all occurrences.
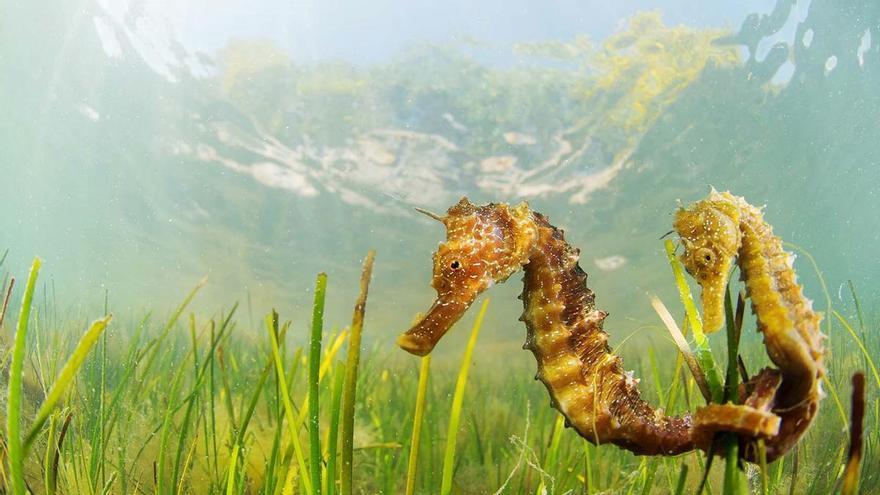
[824,55,837,74]
[802,28,814,48]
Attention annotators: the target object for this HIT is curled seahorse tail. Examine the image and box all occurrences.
[692,368,782,459]
[522,217,693,455]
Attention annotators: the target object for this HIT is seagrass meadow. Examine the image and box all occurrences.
[0,242,875,494]
[3,0,880,493]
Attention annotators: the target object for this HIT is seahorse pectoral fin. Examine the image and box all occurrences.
[397,298,471,356]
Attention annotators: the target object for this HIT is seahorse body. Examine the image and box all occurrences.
[674,189,825,461]
[398,198,693,455]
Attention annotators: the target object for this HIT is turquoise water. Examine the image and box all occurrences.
[1,1,879,493]
[1,0,878,352]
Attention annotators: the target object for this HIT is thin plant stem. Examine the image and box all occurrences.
[24,315,113,452]
[225,446,239,495]
[833,310,880,388]
[309,272,328,495]
[6,257,41,495]
[841,372,866,495]
[650,295,711,403]
[326,364,345,495]
[757,439,769,495]
[673,464,688,495]
[788,444,799,495]
[405,355,431,495]
[722,287,746,494]
[0,277,14,329]
[340,251,376,495]
[664,240,722,402]
[440,298,489,495]
[267,312,313,495]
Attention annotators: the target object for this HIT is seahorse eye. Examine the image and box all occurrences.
[697,248,714,266]
[450,260,461,270]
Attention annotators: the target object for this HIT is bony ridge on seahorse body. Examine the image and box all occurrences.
[397,193,825,461]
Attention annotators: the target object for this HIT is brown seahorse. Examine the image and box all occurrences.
[397,193,824,461]
[397,198,693,455]
[675,189,825,461]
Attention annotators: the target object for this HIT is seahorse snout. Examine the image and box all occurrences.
[398,298,472,356]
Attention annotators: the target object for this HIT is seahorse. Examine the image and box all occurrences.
[674,189,825,461]
[397,198,693,455]
[397,193,824,461]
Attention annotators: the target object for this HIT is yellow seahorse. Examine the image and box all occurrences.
[675,189,825,461]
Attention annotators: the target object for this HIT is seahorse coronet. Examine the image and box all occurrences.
[398,192,825,462]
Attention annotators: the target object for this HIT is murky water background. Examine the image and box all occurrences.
[1,0,878,356]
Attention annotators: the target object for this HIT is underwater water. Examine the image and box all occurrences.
[1,0,878,493]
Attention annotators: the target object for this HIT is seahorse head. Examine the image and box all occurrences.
[673,191,742,333]
[398,198,536,356]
